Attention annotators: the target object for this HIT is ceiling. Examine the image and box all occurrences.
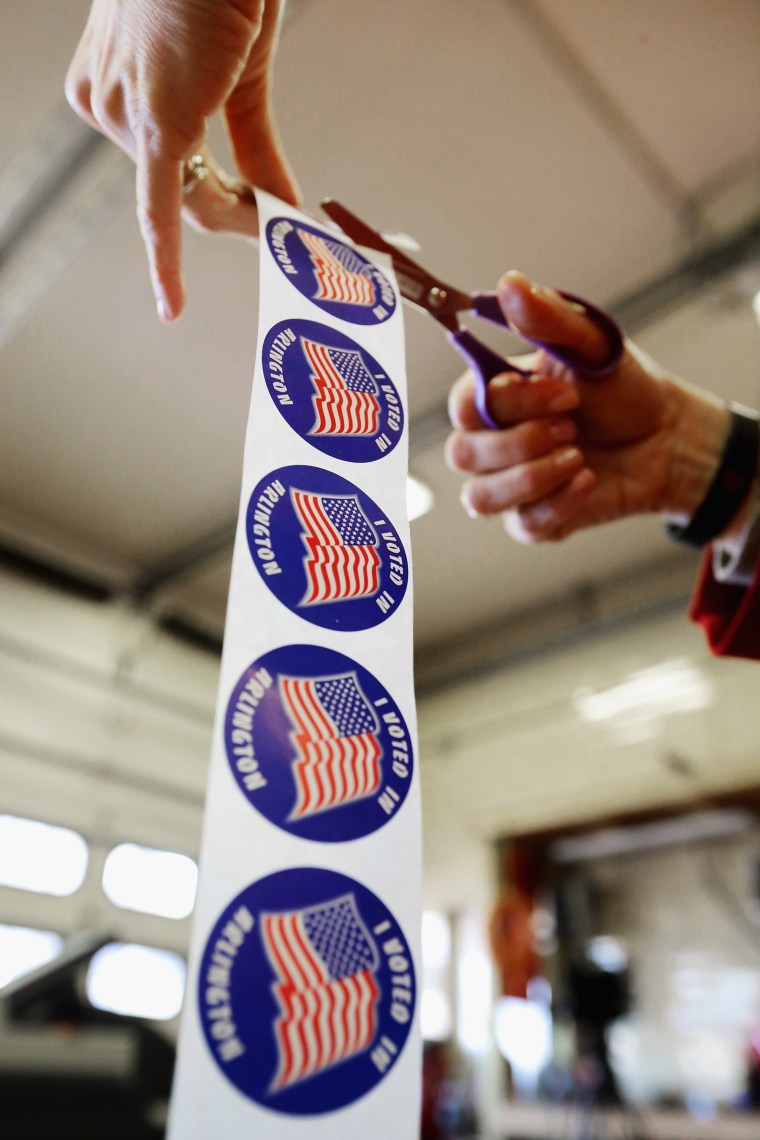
[1,0,760,670]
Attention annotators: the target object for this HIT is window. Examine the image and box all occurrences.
[102,843,197,919]
[421,910,452,1041]
[0,815,87,896]
[86,943,186,1020]
[0,924,63,988]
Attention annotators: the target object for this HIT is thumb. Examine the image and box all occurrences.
[224,94,301,207]
[497,270,612,370]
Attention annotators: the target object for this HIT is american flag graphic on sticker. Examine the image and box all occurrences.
[197,868,416,1114]
[261,894,380,1090]
[303,338,380,436]
[281,672,381,819]
[296,229,377,307]
[224,644,414,842]
[262,319,404,463]
[247,466,408,631]
[266,217,397,325]
[291,489,381,606]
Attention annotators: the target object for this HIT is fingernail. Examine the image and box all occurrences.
[154,278,177,321]
[488,372,523,391]
[526,501,553,528]
[549,419,576,443]
[530,283,561,303]
[496,271,527,306]
[531,283,585,315]
[460,487,481,519]
[555,446,581,469]
[499,269,525,289]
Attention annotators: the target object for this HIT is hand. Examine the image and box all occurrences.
[66,0,300,321]
[446,272,729,542]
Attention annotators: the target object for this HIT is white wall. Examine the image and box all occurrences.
[0,566,216,994]
[2,561,759,1076]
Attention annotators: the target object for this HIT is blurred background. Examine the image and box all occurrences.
[2,2,760,1137]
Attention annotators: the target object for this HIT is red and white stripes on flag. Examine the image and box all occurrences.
[291,489,381,604]
[298,229,377,307]
[302,338,381,436]
[261,896,380,1090]
[280,673,383,819]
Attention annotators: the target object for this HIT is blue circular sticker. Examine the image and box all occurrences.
[266,217,397,325]
[247,466,408,631]
[262,319,404,463]
[224,645,413,841]
[198,868,416,1114]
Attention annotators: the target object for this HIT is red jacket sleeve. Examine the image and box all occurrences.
[690,550,760,660]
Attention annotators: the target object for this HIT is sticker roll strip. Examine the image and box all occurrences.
[168,193,421,1140]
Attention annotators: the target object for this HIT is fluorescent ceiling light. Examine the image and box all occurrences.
[421,911,451,971]
[574,658,713,723]
[0,815,88,896]
[0,925,63,989]
[87,943,186,1021]
[753,289,760,326]
[493,996,553,1078]
[421,987,453,1042]
[406,474,434,522]
[457,944,493,1056]
[102,843,198,919]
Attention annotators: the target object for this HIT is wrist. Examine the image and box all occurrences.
[661,381,731,521]
[664,397,759,548]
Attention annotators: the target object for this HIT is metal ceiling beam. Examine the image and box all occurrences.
[0,104,132,348]
[0,124,107,272]
[413,549,699,694]
[608,210,760,331]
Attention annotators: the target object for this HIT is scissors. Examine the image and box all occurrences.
[320,199,624,430]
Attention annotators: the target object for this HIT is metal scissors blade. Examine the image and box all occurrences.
[320,198,624,431]
[321,198,470,330]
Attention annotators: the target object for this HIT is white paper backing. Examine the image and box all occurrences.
[167,192,421,1140]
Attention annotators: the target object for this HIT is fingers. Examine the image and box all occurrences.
[446,415,577,476]
[224,90,301,207]
[447,357,588,524]
[458,443,586,518]
[448,368,579,431]
[66,0,299,323]
[65,49,97,131]
[181,152,261,241]
[223,0,301,207]
[138,144,263,322]
[497,271,612,371]
[503,468,597,543]
[67,21,192,322]
[446,271,608,540]
[135,139,187,322]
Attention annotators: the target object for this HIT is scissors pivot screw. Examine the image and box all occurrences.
[427,286,448,310]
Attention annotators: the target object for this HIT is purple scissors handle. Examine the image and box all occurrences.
[318,199,624,431]
[454,292,624,429]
